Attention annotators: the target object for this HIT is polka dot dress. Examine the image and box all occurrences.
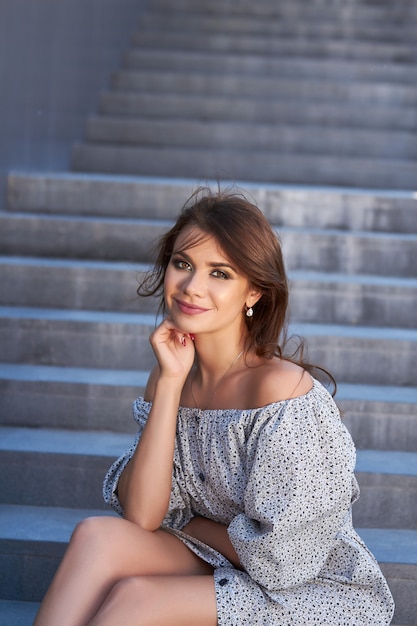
[103,378,394,625]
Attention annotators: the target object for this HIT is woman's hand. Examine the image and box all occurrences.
[149,318,195,384]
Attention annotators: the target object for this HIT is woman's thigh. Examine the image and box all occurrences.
[88,574,217,626]
[73,515,213,577]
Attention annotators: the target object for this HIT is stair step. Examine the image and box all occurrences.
[72,143,417,190]
[7,172,195,220]
[289,322,417,386]
[123,49,417,86]
[0,504,116,602]
[8,173,417,234]
[354,450,417,529]
[138,15,417,47]
[288,271,417,328]
[1,364,416,450]
[0,600,40,625]
[3,213,417,275]
[131,30,417,65]
[98,92,417,132]
[357,529,417,626]
[148,0,417,20]
[0,362,415,445]
[110,70,417,107]
[0,256,153,313]
[1,307,417,384]
[7,173,417,233]
[356,528,417,567]
[0,363,143,433]
[2,0,417,614]
[0,427,415,522]
[0,307,157,370]
[0,427,132,509]
[0,502,415,617]
[0,212,169,262]
[337,384,417,452]
[2,258,416,327]
[84,116,417,160]
[0,363,144,432]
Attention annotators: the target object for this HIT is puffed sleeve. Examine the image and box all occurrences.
[103,398,193,529]
[227,388,356,590]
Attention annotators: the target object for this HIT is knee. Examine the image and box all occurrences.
[69,516,115,555]
[108,576,159,610]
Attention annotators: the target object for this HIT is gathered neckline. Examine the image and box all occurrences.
[139,378,326,414]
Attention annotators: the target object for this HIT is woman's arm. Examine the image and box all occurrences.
[182,517,242,569]
[117,320,195,531]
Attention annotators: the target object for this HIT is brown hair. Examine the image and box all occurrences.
[138,187,335,391]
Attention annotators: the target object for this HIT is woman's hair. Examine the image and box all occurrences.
[138,186,335,392]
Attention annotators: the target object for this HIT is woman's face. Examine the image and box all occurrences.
[164,226,260,336]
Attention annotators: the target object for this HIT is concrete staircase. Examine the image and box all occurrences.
[1,174,417,625]
[71,0,417,189]
[1,0,417,624]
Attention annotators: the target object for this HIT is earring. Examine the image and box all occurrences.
[246,306,254,317]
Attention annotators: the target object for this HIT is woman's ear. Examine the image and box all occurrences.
[246,288,263,309]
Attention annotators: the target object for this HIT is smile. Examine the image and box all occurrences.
[174,298,210,315]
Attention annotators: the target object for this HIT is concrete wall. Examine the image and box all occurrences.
[0,0,149,208]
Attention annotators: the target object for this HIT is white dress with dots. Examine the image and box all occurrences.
[103,378,394,625]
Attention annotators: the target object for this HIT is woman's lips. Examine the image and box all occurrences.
[174,299,210,315]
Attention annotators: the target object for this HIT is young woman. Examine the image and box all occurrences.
[34,188,394,625]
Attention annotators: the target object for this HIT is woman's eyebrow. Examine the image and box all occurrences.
[172,249,237,273]
[207,261,237,272]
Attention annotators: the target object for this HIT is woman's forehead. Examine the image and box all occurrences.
[173,226,224,257]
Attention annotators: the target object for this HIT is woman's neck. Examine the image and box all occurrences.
[192,333,248,383]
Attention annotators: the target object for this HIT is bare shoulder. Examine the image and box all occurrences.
[248,357,313,407]
[143,364,160,402]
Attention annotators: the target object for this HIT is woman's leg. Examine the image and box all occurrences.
[87,575,217,626]
[33,516,214,626]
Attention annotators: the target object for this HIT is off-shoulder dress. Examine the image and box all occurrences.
[103,378,394,625]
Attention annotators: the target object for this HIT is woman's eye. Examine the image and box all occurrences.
[173,258,192,271]
[211,269,229,280]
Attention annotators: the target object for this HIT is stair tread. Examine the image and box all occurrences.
[132,30,417,56]
[0,504,116,543]
[336,382,417,405]
[0,255,146,272]
[0,305,156,325]
[99,90,417,128]
[74,141,417,168]
[1,503,416,566]
[114,67,417,92]
[0,600,40,626]
[122,50,417,85]
[7,173,417,235]
[1,363,417,404]
[0,426,132,457]
[0,363,148,386]
[356,450,417,476]
[6,212,417,239]
[1,306,417,340]
[3,257,417,290]
[1,426,417,476]
[1,211,173,227]
[87,114,417,138]
[148,0,417,20]
[72,143,417,190]
[357,528,417,566]
[9,170,417,199]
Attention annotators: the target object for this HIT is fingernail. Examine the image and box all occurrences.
[189,334,195,341]
[181,336,186,346]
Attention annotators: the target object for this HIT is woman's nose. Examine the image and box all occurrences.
[182,271,204,295]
